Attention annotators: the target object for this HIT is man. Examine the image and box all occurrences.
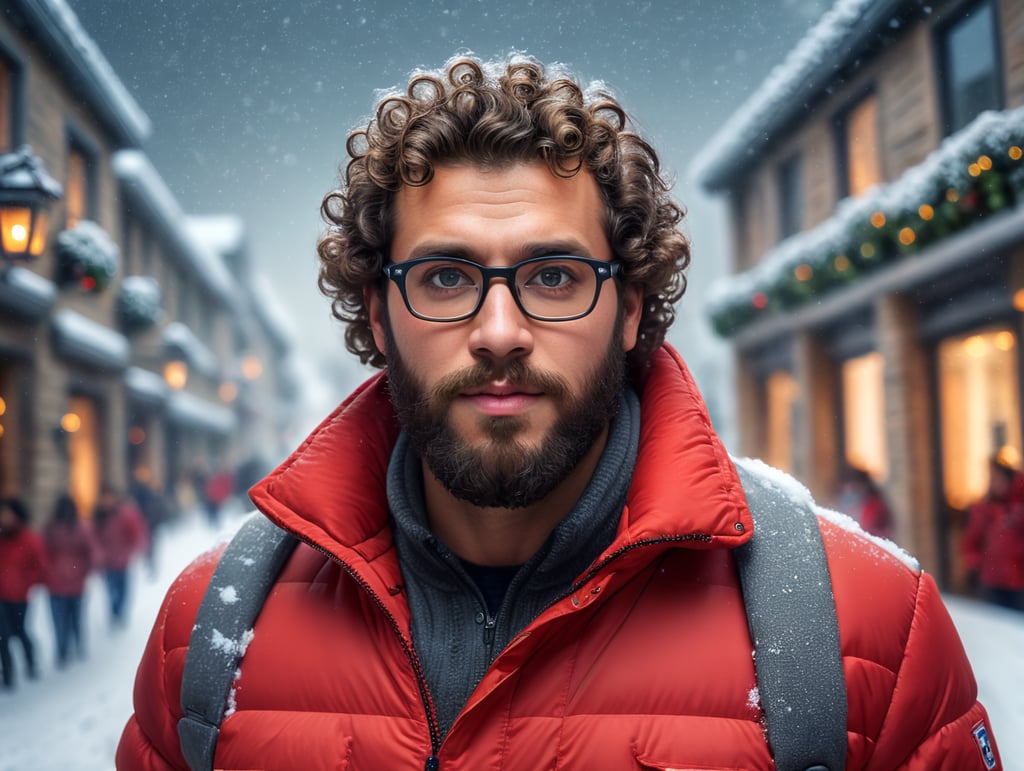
[118,55,1001,769]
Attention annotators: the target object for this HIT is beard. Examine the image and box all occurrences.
[384,315,627,509]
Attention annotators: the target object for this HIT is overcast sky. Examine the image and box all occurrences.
[67,0,831,413]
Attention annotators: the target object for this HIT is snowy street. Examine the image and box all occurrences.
[2,504,1022,771]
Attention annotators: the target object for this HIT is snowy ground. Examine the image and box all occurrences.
[1,503,1022,771]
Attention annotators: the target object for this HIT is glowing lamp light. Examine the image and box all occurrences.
[870,212,886,228]
[60,412,81,433]
[0,396,6,416]
[164,360,188,390]
[994,331,1015,352]
[218,381,239,403]
[1010,146,1023,161]
[918,204,934,221]
[128,426,146,445]
[968,163,981,177]
[794,264,813,282]
[898,227,916,245]
[1014,289,1024,312]
[241,355,263,381]
[977,155,992,171]
[0,146,63,262]
[964,335,986,358]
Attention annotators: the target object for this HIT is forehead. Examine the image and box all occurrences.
[390,164,609,261]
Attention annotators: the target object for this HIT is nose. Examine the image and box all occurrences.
[468,280,534,363]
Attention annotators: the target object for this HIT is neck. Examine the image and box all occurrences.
[421,425,609,566]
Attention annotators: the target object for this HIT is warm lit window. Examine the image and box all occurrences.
[839,93,882,198]
[67,395,101,518]
[776,153,803,241]
[938,326,1021,509]
[766,370,800,473]
[842,352,888,480]
[66,146,88,227]
[937,0,1001,136]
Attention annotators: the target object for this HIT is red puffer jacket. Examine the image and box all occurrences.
[0,526,48,602]
[117,345,1001,770]
[962,493,1024,590]
[44,521,98,596]
[94,503,147,572]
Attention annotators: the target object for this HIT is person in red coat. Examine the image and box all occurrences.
[43,494,99,665]
[963,455,1024,611]
[92,485,148,628]
[118,55,1001,769]
[0,497,48,690]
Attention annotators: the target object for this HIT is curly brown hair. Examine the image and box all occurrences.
[317,54,690,369]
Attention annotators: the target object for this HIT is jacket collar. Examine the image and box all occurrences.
[249,343,753,573]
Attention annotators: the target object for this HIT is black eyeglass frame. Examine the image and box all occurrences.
[382,254,624,322]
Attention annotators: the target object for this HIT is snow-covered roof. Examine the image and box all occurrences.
[124,366,168,407]
[185,215,247,262]
[167,390,237,436]
[112,151,241,313]
[162,321,220,379]
[0,264,56,321]
[9,0,150,147]
[51,308,129,372]
[691,0,907,191]
[247,274,297,352]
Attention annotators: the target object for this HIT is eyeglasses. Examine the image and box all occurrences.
[383,255,623,322]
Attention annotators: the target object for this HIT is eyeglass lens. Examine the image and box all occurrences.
[402,257,603,320]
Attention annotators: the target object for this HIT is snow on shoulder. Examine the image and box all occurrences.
[731,455,919,571]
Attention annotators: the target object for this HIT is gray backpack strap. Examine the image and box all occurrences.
[178,513,298,771]
[734,460,847,771]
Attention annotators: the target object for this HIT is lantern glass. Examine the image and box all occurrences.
[29,209,48,256]
[0,205,33,256]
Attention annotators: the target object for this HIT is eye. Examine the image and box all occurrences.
[524,262,577,290]
[420,263,476,289]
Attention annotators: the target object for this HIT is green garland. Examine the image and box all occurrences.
[709,119,1024,338]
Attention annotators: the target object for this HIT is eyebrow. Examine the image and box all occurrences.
[403,240,594,263]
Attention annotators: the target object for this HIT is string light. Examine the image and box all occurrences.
[918,204,934,220]
[870,212,886,228]
[898,227,915,245]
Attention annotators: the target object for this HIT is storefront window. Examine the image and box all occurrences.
[67,395,101,518]
[841,352,888,480]
[938,326,1021,510]
[766,369,799,473]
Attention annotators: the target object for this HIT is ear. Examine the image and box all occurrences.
[620,283,643,353]
[365,285,388,356]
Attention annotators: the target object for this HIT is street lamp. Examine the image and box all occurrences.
[0,145,63,262]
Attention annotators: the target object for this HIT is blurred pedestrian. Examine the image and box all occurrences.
[962,455,1024,612]
[0,497,48,689]
[43,495,98,666]
[202,462,234,527]
[130,474,169,577]
[836,466,893,540]
[92,485,148,628]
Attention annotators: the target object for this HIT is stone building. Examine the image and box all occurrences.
[695,0,1024,588]
[0,0,297,524]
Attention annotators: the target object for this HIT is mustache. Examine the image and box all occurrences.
[427,360,571,408]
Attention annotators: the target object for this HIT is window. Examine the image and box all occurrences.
[0,55,11,150]
[937,0,1001,136]
[837,92,883,199]
[938,326,1021,510]
[66,137,97,228]
[67,395,102,519]
[776,153,803,241]
[841,352,888,480]
[765,369,800,473]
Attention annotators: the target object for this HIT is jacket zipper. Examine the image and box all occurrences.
[296,536,443,768]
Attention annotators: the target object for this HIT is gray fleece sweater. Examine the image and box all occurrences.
[387,388,641,738]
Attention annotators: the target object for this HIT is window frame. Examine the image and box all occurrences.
[0,44,26,151]
[934,0,1003,137]
[776,151,803,242]
[65,124,100,227]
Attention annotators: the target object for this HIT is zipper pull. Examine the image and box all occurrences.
[483,614,496,645]
[425,756,440,770]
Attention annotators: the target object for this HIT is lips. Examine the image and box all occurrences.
[460,382,543,416]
